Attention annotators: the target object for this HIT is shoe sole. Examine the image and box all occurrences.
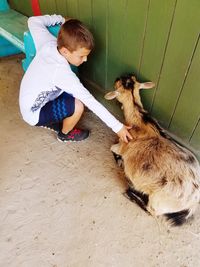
[39,125,60,133]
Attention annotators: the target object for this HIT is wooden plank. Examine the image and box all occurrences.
[106,0,129,88]
[78,0,93,82]
[139,0,176,111]
[39,0,57,15]
[119,0,148,78]
[190,120,200,151]
[85,0,107,88]
[9,0,33,16]
[0,9,28,52]
[151,0,200,128]
[77,0,92,27]
[168,37,200,141]
[65,0,79,18]
[55,0,67,17]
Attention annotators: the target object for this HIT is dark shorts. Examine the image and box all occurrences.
[36,92,75,126]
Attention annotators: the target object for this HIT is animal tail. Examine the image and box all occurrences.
[124,187,149,213]
[164,209,190,226]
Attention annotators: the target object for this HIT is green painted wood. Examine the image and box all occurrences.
[78,0,93,82]
[39,0,57,15]
[190,120,200,151]
[0,9,28,52]
[106,0,129,88]
[9,0,33,16]
[55,0,67,17]
[119,0,148,78]
[168,37,200,141]
[65,0,79,18]
[151,0,200,128]
[86,0,108,88]
[77,0,92,28]
[80,0,149,90]
[139,0,176,111]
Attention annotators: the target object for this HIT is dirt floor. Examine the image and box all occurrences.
[1,55,200,267]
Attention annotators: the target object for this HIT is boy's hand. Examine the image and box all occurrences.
[117,125,133,143]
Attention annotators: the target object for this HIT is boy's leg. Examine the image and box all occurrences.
[58,98,89,142]
[36,92,75,130]
[36,92,89,142]
[62,99,84,133]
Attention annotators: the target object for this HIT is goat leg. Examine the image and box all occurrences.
[124,187,149,213]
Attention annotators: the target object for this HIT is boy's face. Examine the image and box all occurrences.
[61,47,91,66]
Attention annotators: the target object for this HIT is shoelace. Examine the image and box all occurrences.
[67,128,82,139]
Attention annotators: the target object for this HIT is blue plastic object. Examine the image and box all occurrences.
[0,0,9,11]
[0,35,21,56]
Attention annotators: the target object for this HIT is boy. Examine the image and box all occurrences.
[19,15,132,142]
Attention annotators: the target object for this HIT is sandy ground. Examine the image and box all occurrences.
[1,55,200,267]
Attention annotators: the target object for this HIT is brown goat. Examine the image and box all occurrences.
[105,74,200,226]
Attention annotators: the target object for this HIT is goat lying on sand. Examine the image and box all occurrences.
[104,74,200,226]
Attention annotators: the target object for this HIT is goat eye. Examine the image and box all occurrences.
[125,80,134,89]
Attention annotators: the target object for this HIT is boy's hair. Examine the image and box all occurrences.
[57,19,94,52]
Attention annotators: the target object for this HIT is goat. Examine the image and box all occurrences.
[104,74,200,226]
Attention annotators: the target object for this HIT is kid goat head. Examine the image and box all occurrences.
[105,74,155,108]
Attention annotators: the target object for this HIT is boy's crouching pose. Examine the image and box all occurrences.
[19,15,132,143]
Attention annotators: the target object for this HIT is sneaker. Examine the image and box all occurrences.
[57,128,90,142]
[39,122,62,133]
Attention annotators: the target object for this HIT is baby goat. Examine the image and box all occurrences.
[105,74,200,226]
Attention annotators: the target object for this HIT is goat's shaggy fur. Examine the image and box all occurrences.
[105,74,200,226]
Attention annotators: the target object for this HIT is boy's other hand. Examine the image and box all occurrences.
[117,125,133,143]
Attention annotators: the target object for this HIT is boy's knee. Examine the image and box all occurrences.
[75,99,84,114]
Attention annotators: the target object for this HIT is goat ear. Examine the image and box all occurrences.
[139,82,155,89]
[104,91,119,100]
